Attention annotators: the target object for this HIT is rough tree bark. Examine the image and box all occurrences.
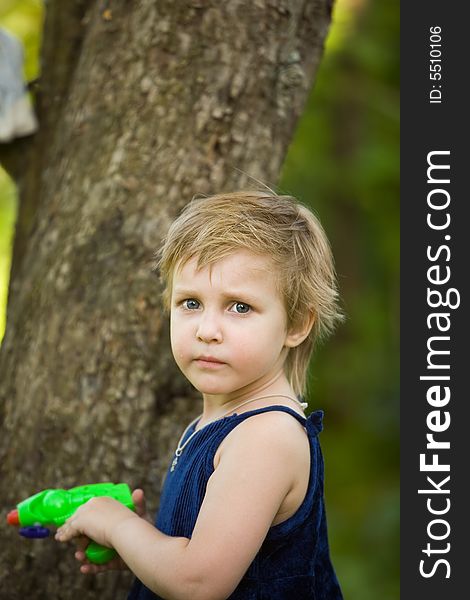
[0,1,332,598]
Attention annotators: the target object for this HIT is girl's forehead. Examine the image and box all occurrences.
[174,250,280,291]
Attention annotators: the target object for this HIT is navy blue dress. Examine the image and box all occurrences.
[128,406,343,599]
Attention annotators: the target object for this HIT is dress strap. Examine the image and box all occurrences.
[231,405,324,437]
[305,409,324,436]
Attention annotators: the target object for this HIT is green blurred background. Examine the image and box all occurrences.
[0,1,399,597]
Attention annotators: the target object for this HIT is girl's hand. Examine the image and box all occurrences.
[55,488,148,573]
[73,536,128,574]
[55,495,136,547]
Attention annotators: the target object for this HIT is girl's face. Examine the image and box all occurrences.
[170,250,295,401]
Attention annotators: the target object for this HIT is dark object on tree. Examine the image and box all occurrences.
[0,27,38,142]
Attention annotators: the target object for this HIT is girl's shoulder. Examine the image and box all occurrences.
[213,406,310,471]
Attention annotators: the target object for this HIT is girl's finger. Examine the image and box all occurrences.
[56,526,68,540]
[74,535,90,553]
[78,556,127,574]
[80,563,100,575]
[75,549,87,562]
[56,521,77,541]
[132,488,146,517]
[132,488,153,523]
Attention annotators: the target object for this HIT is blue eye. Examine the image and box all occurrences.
[183,299,200,310]
[232,302,251,314]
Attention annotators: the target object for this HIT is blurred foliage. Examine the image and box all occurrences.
[280,0,399,598]
[0,0,43,81]
[0,0,399,597]
[0,0,43,338]
[0,169,16,337]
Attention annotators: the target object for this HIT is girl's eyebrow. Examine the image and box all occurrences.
[173,288,261,303]
[172,288,202,297]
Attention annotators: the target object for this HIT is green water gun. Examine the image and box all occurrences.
[7,483,135,564]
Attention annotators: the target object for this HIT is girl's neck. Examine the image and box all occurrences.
[200,373,298,423]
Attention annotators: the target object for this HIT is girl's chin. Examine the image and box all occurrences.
[195,385,233,395]
[189,378,238,396]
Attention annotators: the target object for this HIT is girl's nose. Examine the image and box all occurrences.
[196,312,223,343]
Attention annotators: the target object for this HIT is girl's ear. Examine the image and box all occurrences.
[284,311,316,348]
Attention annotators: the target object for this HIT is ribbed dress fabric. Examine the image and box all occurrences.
[127,405,343,600]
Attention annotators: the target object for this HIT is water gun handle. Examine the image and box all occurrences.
[86,541,117,565]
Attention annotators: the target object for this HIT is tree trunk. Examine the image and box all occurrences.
[0,1,332,597]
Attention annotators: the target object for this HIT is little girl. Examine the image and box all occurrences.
[56,191,344,599]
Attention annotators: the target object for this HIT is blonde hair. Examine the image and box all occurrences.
[154,191,344,397]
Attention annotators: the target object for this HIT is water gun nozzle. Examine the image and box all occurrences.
[7,509,19,526]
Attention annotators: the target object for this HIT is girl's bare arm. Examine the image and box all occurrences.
[58,412,305,600]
